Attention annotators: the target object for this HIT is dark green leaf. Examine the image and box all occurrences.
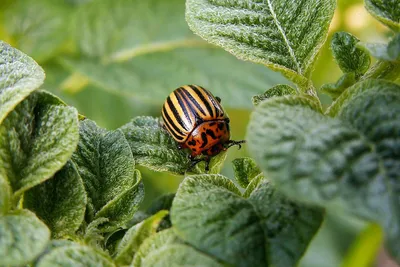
[331,32,370,76]
[252,84,297,106]
[388,34,400,59]
[0,209,50,267]
[320,73,357,99]
[232,157,261,188]
[186,0,336,87]
[365,0,400,31]
[36,244,115,267]
[0,41,45,124]
[0,90,79,201]
[24,161,87,238]
[171,174,323,267]
[72,119,144,232]
[146,193,175,231]
[247,81,400,262]
[2,0,72,62]
[114,210,168,265]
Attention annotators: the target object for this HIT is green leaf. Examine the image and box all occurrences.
[119,116,190,175]
[365,0,400,31]
[24,161,87,238]
[357,34,400,62]
[2,0,72,62]
[60,0,288,109]
[0,209,50,267]
[232,157,261,188]
[114,210,168,265]
[142,244,224,267]
[0,172,11,214]
[331,32,370,76]
[146,193,175,230]
[171,174,323,267]
[36,244,115,267]
[320,73,357,100]
[252,84,297,106]
[72,119,144,231]
[185,0,336,87]
[247,82,400,262]
[0,41,45,124]
[0,90,79,201]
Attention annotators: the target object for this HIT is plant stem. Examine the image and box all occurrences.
[361,60,400,82]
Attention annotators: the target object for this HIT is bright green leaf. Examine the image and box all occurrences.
[331,32,370,76]
[0,90,79,201]
[252,84,297,106]
[0,209,50,267]
[2,0,72,62]
[247,83,400,262]
[320,73,357,100]
[171,174,323,267]
[365,0,400,31]
[36,244,115,267]
[132,228,182,267]
[0,173,11,214]
[0,41,45,124]
[24,161,87,239]
[232,157,261,188]
[186,0,336,87]
[114,210,169,265]
[71,119,144,232]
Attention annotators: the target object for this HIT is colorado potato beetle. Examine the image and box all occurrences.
[162,85,245,171]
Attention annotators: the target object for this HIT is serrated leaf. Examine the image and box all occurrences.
[186,0,335,87]
[24,161,87,238]
[72,119,144,232]
[131,228,182,267]
[247,83,400,262]
[114,210,169,265]
[2,0,72,62]
[0,41,45,124]
[320,73,357,100]
[232,157,261,188]
[36,244,115,267]
[365,0,400,31]
[331,32,370,76]
[252,84,297,106]
[0,209,50,267]
[0,173,11,214]
[0,90,79,201]
[171,174,323,267]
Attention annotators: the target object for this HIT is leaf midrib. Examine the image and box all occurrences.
[266,0,301,74]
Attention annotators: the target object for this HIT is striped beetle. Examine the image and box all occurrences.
[162,85,245,171]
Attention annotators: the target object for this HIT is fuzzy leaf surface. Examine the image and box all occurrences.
[114,210,168,265]
[0,41,45,124]
[0,91,79,200]
[358,34,400,62]
[24,161,87,238]
[0,209,50,267]
[365,0,400,31]
[72,119,144,231]
[252,84,296,106]
[331,32,370,76]
[36,244,115,267]
[247,84,400,262]
[171,174,323,267]
[0,173,11,214]
[232,157,261,188]
[186,0,335,86]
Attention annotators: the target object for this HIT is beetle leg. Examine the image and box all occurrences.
[187,157,203,172]
[204,157,211,172]
[227,140,246,149]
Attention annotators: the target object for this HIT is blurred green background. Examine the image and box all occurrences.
[0,0,392,266]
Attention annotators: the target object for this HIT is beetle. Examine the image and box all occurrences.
[161,84,245,171]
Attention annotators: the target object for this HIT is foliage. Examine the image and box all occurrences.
[0,0,399,267]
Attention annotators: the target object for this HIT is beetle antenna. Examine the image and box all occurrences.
[227,140,246,149]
